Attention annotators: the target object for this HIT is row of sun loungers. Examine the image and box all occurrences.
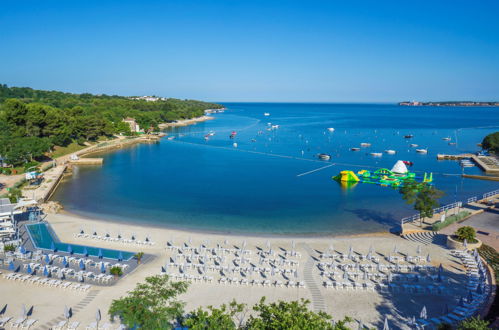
[75,232,155,246]
[3,273,92,291]
[0,316,37,329]
[318,262,434,272]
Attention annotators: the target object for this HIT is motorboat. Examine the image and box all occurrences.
[360,143,371,147]
[404,134,414,139]
[416,149,428,154]
[350,147,361,151]
[318,153,331,160]
[264,113,270,116]
[233,143,238,148]
[271,125,280,130]
[230,131,237,139]
[448,142,456,146]
[327,128,335,132]
[410,144,418,147]
[370,152,383,157]
[167,136,175,140]
[208,131,216,136]
[385,150,396,154]
[442,137,451,141]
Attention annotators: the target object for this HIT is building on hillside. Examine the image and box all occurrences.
[123,118,141,133]
[129,96,166,102]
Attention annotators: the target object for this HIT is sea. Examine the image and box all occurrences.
[51,103,499,236]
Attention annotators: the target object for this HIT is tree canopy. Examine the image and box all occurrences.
[399,180,444,226]
[482,131,499,153]
[0,84,223,166]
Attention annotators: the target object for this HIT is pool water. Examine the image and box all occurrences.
[25,223,135,261]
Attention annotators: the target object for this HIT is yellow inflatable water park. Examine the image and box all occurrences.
[332,160,433,188]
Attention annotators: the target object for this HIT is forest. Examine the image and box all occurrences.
[0,84,223,166]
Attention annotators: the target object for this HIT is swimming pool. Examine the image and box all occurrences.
[25,223,134,261]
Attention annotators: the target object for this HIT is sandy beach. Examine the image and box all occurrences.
[0,209,477,329]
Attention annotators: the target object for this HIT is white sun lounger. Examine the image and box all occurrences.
[0,316,12,327]
[67,321,80,330]
[53,320,67,330]
[85,321,97,329]
[21,318,37,329]
[10,317,26,328]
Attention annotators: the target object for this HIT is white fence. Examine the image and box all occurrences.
[401,189,498,226]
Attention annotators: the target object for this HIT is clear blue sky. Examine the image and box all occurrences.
[1,0,498,102]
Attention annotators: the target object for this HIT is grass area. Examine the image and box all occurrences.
[50,142,88,158]
[432,211,471,231]
[478,244,499,322]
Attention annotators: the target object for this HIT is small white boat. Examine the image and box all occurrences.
[327,128,335,132]
[448,142,456,146]
[370,152,382,157]
[271,125,279,130]
[318,153,331,160]
[233,143,238,148]
[410,144,418,148]
[264,113,270,116]
[360,143,371,147]
[167,136,175,140]
[416,149,428,154]
[350,147,361,151]
[208,131,216,136]
[442,137,451,141]
[385,150,396,154]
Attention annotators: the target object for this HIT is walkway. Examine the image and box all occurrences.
[299,243,326,312]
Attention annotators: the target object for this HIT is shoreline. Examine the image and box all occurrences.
[158,115,214,129]
[57,208,392,240]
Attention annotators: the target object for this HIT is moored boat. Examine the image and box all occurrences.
[370,152,382,157]
[360,142,371,147]
[404,134,414,139]
[350,147,361,151]
[327,128,335,132]
[416,149,428,154]
[264,112,270,116]
[230,131,237,139]
[385,150,396,154]
[318,153,331,160]
[442,137,451,141]
[410,144,418,148]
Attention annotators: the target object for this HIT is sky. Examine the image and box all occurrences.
[1,0,498,102]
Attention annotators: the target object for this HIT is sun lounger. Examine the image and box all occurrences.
[0,316,12,327]
[10,317,26,328]
[85,321,98,329]
[53,320,67,330]
[67,321,80,330]
[21,318,37,329]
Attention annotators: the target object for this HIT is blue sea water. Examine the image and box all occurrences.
[51,103,499,236]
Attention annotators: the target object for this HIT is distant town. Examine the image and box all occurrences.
[399,101,499,107]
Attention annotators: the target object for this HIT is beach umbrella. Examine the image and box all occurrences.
[387,273,393,282]
[363,271,368,281]
[20,304,27,318]
[416,245,421,255]
[459,296,465,307]
[477,284,483,294]
[271,267,275,277]
[294,270,298,279]
[118,251,123,261]
[100,262,106,273]
[357,320,364,330]
[58,269,64,279]
[292,240,296,251]
[438,263,444,274]
[161,266,166,273]
[367,252,372,260]
[266,240,270,250]
[8,261,15,271]
[98,249,103,259]
[437,272,442,283]
[78,273,84,282]
[62,256,68,267]
[67,245,73,254]
[83,247,88,257]
[64,306,71,319]
[343,271,348,280]
[0,304,6,315]
[426,254,431,263]
[26,264,32,274]
[43,266,49,277]
[44,254,50,264]
[420,305,427,319]
[410,316,416,325]
[393,245,398,254]
[377,263,381,272]
[463,239,468,249]
[79,259,85,270]
[382,316,389,330]
[20,246,26,254]
[95,309,101,327]
[395,264,400,273]
[50,241,56,252]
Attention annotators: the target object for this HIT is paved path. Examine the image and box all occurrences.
[299,243,326,312]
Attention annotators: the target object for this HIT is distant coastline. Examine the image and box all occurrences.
[399,101,499,107]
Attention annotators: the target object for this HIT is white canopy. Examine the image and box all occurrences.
[391,160,408,174]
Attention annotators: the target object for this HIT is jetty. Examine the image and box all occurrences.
[68,158,103,165]
[437,154,499,174]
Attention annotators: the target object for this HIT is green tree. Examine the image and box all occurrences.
[134,252,144,264]
[109,266,123,277]
[109,275,188,329]
[482,131,499,153]
[457,316,489,330]
[455,226,476,243]
[400,181,443,226]
[184,300,246,330]
[245,297,352,330]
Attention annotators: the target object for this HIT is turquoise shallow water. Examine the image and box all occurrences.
[52,103,499,235]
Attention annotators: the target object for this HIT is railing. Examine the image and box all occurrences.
[483,189,499,199]
[402,189,499,227]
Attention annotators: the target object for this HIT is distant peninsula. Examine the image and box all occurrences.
[398,101,499,107]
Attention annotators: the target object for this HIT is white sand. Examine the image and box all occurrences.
[0,211,471,329]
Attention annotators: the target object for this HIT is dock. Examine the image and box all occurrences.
[437,154,499,174]
[68,158,103,165]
